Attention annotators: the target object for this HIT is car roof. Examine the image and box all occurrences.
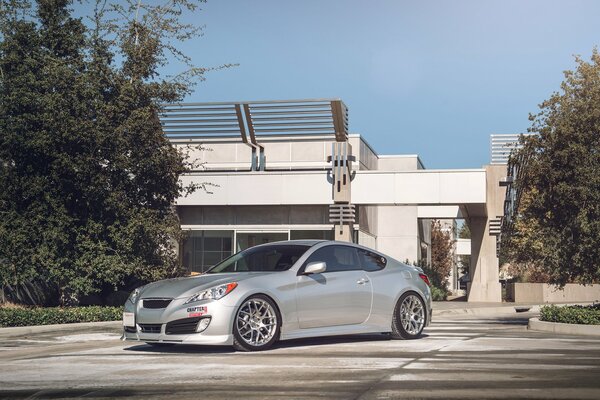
[261,239,328,247]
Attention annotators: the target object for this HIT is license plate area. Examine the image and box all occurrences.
[123,312,135,327]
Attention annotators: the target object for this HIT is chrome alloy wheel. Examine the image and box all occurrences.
[400,294,425,335]
[236,298,278,346]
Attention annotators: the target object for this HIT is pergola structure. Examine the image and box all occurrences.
[161,99,349,171]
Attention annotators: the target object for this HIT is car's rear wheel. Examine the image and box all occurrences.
[233,295,280,351]
[391,292,426,339]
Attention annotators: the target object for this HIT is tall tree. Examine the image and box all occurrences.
[427,220,454,291]
[503,49,600,286]
[0,0,223,305]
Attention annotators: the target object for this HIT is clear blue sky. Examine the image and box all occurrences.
[104,1,600,169]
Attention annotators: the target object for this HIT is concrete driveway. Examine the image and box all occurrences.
[1,311,599,399]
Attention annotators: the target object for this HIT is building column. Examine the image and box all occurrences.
[467,218,501,302]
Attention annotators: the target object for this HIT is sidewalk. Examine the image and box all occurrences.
[433,300,594,317]
[433,301,541,317]
[0,320,121,339]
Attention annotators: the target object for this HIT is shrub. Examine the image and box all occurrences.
[539,304,600,325]
[430,286,448,301]
[0,306,123,327]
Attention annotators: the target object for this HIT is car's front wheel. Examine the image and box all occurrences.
[233,295,280,351]
[391,292,426,339]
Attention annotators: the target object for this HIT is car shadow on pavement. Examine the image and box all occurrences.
[274,332,431,350]
[124,344,235,354]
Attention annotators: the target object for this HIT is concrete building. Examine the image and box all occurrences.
[165,99,507,302]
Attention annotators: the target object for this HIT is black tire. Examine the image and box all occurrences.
[232,295,281,352]
[391,292,427,340]
[145,342,175,347]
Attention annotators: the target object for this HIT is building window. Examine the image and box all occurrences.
[182,230,233,273]
[290,230,334,240]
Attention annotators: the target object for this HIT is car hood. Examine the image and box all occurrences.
[138,272,273,299]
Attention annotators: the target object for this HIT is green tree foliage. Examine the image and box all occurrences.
[0,0,222,305]
[457,222,470,239]
[424,220,454,292]
[504,50,600,286]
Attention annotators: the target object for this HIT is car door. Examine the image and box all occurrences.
[295,245,373,329]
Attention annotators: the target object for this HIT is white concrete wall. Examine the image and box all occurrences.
[172,136,335,171]
[347,170,487,205]
[375,205,420,263]
[377,156,422,171]
[508,283,600,303]
[358,230,377,249]
[358,205,378,236]
[456,239,471,255]
[177,172,331,206]
[417,205,462,218]
[178,170,487,206]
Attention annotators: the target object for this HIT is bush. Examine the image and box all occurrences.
[0,306,123,327]
[430,286,448,301]
[540,304,600,325]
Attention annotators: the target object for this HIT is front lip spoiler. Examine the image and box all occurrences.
[122,330,234,346]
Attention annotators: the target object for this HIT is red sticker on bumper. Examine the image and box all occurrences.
[187,306,207,317]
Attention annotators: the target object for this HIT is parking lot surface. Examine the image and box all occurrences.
[1,311,599,399]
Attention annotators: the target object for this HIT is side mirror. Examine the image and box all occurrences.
[304,261,326,275]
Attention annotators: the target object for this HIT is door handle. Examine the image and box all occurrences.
[357,278,369,285]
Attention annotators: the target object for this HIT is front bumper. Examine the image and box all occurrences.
[121,297,236,346]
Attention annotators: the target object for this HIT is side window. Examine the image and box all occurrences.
[358,249,386,272]
[304,245,361,273]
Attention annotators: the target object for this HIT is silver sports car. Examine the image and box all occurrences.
[122,240,432,351]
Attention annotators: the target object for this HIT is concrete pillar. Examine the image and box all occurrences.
[330,142,354,242]
[466,164,506,302]
[334,224,353,242]
[467,217,501,301]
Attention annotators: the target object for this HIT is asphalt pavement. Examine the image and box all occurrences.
[1,309,599,399]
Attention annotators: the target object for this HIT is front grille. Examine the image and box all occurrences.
[143,298,172,309]
[139,324,162,334]
[124,326,137,333]
[165,317,201,335]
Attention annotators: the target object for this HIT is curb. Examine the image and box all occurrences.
[432,302,596,317]
[528,318,600,337]
[433,305,541,317]
[0,320,121,339]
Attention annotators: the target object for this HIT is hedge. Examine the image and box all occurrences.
[0,306,123,327]
[540,304,600,325]
[430,286,448,301]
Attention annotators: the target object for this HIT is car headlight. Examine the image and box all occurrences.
[185,282,238,304]
[128,288,141,304]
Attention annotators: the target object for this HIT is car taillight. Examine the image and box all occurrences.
[419,273,431,286]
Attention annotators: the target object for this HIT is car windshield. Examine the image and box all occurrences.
[206,244,311,273]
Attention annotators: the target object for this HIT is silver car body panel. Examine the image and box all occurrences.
[122,240,432,346]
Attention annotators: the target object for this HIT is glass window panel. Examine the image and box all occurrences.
[222,237,232,252]
[203,251,224,269]
[204,237,222,252]
[208,244,310,273]
[358,249,386,272]
[193,237,203,251]
[236,232,288,252]
[304,245,361,273]
[181,230,233,273]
